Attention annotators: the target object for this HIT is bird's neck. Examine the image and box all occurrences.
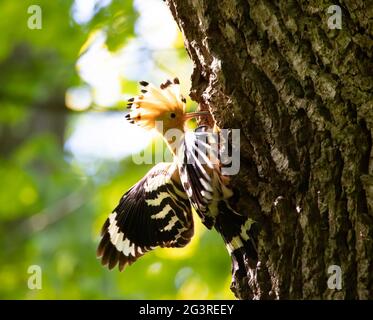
[162,131,185,159]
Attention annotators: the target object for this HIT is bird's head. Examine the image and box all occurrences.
[125,78,208,134]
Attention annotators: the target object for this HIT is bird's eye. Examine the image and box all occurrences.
[170,112,176,119]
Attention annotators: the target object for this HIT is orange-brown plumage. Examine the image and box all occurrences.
[125,78,188,133]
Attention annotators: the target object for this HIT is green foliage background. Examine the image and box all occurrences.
[0,0,234,299]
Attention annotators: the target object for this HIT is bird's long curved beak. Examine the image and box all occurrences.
[183,111,210,120]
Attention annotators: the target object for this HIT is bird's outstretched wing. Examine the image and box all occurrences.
[97,162,194,271]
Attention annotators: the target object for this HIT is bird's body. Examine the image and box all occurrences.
[97,78,258,279]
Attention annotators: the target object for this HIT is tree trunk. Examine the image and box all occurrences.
[166,0,373,299]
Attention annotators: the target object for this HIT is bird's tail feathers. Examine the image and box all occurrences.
[215,201,259,282]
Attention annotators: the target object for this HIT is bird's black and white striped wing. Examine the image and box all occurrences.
[97,162,194,271]
[178,127,259,272]
[177,126,217,228]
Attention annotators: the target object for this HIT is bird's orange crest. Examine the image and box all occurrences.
[125,78,188,133]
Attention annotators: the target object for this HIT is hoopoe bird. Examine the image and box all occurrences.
[97,78,258,281]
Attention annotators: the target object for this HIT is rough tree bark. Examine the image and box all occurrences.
[166,0,373,299]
